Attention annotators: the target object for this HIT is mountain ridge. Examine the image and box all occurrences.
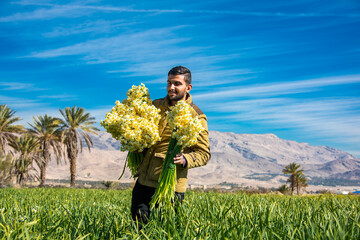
[46,130,360,186]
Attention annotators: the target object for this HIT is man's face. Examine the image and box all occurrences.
[167,74,192,104]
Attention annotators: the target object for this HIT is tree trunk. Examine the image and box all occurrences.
[39,162,48,186]
[68,135,78,187]
[290,175,295,195]
[297,184,300,195]
[70,154,77,187]
[39,144,50,187]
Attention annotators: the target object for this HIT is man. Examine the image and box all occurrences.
[131,66,211,227]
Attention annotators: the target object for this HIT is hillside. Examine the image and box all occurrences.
[46,131,360,186]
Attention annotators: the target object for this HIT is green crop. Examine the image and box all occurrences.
[0,188,359,239]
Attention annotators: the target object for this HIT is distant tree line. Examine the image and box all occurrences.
[0,104,99,187]
[307,177,360,187]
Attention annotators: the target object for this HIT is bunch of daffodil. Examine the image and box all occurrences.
[101,84,161,178]
[150,100,205,209]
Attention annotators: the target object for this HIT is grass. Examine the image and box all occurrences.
[0,188,359,239]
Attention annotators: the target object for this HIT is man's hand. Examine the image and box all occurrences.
[173,152,187,167]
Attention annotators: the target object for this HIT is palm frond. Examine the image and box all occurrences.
[81,132,93,152]
[0,105,25,154]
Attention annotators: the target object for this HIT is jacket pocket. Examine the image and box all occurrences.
[176,165,188,179]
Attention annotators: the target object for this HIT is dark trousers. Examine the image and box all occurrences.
[131,180,184,228]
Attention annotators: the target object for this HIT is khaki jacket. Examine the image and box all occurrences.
[137,94,211,193]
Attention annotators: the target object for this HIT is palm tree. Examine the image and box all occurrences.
[59,106,99,187]
[9,135,40,185]
[277,184,290,194]
[282,162,306,195]
[296,173,308,195]
[0,104,24,154]
[28,115,64,186]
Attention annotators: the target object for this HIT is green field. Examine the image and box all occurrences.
[0,188,359,239]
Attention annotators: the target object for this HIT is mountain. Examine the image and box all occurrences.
[46,131,360,186]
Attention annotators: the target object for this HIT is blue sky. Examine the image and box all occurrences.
[1,0,360,156]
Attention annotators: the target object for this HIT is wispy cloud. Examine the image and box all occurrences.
[205,97,360,146]
[25,27,200,64]
[0,4,92,22]
[23,25,246,88]
[0,82,45,91]
[195,74,360,99]
[42,20,134,38]
[38,94,78,101]
[0,95,42,109]
[206,97,360,114]
[187,10,360,18]
[4,2,359,23]
[107,53,241,78]
[1,3,184,23]
[146,68,253,87]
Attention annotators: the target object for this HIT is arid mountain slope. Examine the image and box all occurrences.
[46,131,360,185]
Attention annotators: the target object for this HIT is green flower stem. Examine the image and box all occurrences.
[150,136,183,209]
[128,152,143,176]
[118,152,143,180]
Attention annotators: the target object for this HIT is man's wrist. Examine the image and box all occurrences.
[182,156,187,168]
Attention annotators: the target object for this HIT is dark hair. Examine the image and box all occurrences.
[168,66,191,85]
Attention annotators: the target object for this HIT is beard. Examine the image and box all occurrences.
[168,90,186,102]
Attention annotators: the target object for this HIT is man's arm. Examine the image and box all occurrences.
[182,115,211,169]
